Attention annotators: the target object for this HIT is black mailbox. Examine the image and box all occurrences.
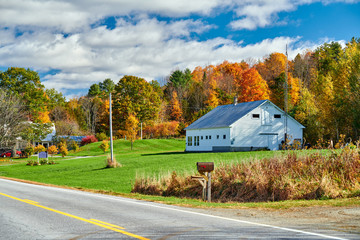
[197,162,214,173]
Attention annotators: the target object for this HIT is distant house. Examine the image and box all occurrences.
[185,99,304,152]
[35,124,56,148]
[56,136,86,143]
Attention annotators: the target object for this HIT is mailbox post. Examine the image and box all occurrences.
[191,162,214,202]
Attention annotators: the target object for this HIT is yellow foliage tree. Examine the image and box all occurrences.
[47,145,58,158]
[125,114,139,150]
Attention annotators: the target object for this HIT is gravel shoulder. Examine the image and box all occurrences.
[202,205,360,235]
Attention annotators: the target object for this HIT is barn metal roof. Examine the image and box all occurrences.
[185,100,267,130]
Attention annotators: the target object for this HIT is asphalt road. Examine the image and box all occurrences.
[0,178,358,240]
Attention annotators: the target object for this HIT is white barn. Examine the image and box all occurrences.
[185,100,304,152]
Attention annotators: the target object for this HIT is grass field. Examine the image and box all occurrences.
[0,139,280,193]
[1,139,359,208]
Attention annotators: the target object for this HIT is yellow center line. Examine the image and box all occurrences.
[0,192,150,240]
[90,218,125,229]
[23,199,39,204]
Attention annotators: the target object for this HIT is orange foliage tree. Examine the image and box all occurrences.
[169,91,183,121]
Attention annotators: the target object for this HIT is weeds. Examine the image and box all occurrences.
[106,155,122,168]
[132,147,360,202]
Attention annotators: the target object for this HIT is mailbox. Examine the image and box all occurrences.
[197,162,214,173]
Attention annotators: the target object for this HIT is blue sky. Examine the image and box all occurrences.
[0,0,359,99]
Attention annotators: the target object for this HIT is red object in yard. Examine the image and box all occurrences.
[1,151,11,157]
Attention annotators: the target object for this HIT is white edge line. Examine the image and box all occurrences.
[0,178,349,240]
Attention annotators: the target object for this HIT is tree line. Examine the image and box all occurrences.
[1,37,359,146]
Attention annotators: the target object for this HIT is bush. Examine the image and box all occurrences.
[106,155,121,168]
[58,141,68,158]
[80,135,98,146]
[47,145,58,157]
[26,159,39,166]
[96,132,108,141]
[99,140,109,153]
[143,121,180,139]
[70,140,79,152]
[24,144,34,158]
[34,144,46,153]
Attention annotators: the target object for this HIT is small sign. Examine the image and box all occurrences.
[39,152,48,159]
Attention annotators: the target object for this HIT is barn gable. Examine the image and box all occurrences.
[185,99,304,152]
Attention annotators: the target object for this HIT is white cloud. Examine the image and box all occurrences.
[230,0,297,30]
[0,13,320,95]
[229,0,359,30]
[0,0,353,97]
[0,0,225,32]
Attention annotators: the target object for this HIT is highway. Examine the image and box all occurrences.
[0,178,358,239]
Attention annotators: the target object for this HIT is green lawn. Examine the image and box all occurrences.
[1,139,358,208]
[0,139,279,193]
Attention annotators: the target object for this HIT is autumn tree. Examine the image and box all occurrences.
[20,122,53,144]
[255,53,300,110]
[235,68,269,102]
[0,89,26,148]
[113,75,161,130]
[47,145,58,159]
[81,96,101,134]
[125,114,139,150]
[0,67,50,123]
[169,91,183,121]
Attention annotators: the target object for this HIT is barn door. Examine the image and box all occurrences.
[268,135,278,150]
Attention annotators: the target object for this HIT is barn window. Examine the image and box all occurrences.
[274,114,281,119]
[194,136,200,146]
[187,136,192,146]
[209,135,212,140]
[217,135,219,139]
[206,136,208,140]
[252,114,260,119]
[201,136,203,140]
[223,135,226,139]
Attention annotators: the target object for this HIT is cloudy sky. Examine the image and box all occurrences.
[0,0,359,98]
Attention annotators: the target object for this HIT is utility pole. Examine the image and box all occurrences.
[109,92,114,163]
[140,122,143,140]
[284,44,289,146]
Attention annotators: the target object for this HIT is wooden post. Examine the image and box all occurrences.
[202,183,206,201]
[207,172,211,202]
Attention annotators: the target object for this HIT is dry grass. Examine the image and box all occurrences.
[132,147,360,202]
[106,155,122,168]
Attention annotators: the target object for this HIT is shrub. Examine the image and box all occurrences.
[99,140,109,153]
[59,145,68,158]
[58,141,68,158]
[26,159,39,166]
[80,135,98,146]
[47,145,58,157]
[70,140,79,152]
[106,155,121,168]
[23,144,34,158]
[34,144,46,153]
[96,132,108,141]
[143,121,180,139]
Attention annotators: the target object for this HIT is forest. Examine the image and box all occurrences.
[1,38,359,146]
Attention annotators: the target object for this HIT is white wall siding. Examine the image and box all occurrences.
[185,100,304,152]
[185,128,230,151]
[230,101,303,150]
